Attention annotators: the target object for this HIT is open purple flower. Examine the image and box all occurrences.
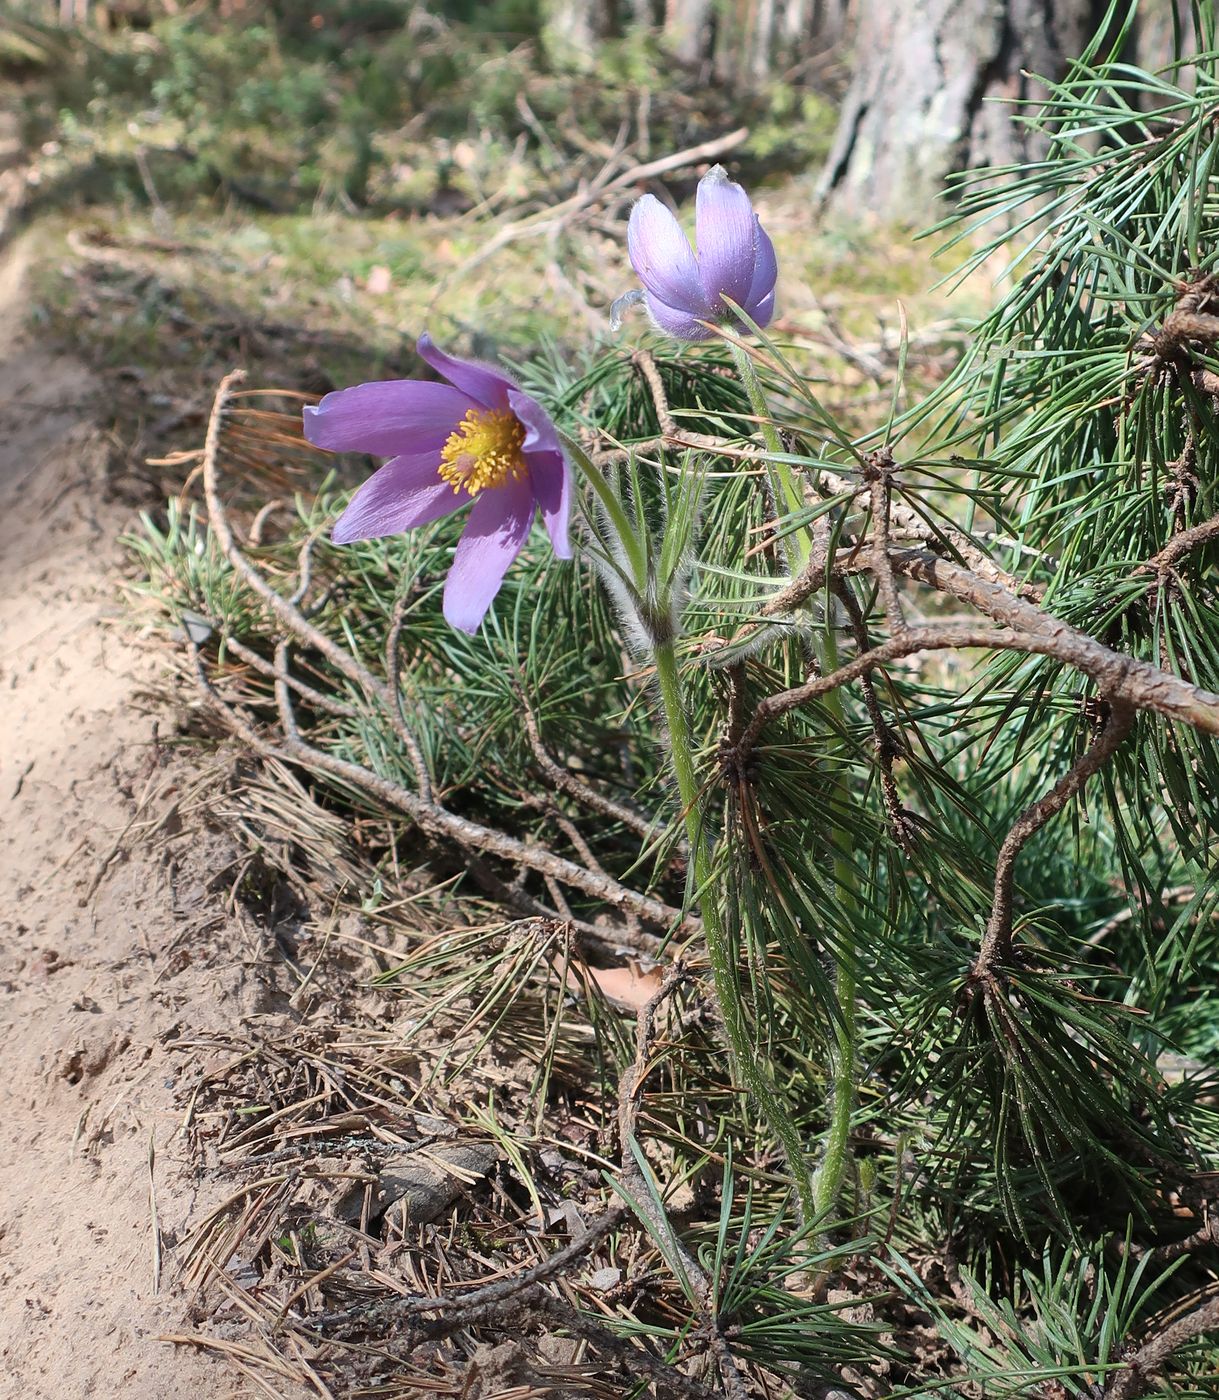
[626,165,777,341]
[303,334,571,634]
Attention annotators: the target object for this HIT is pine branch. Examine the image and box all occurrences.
[1105,1291,1219,1400]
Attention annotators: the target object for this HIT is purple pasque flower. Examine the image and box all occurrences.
[303,334,571,634]
[626,164,777,341]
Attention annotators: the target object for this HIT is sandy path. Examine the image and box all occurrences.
[0,242,245,1398]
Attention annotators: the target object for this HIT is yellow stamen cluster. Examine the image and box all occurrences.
[437,408,527,497]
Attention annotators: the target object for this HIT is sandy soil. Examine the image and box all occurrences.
[0,242,261,1398]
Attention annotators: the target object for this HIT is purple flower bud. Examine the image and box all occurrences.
[626,165,778,341]
[303,334,571,634]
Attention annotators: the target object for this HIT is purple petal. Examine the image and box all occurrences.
[417,332,513,410]
[507,388,562,458]
[443,474,535,633]
[627,195,711,317]
[743,289,776,331]
[645,292,714,341]
[507,388,570,558]
[525,449,571,559]
[304,380,474,456]
[695,166,756,309]
[747,219,778,308]
[331,451,462,544]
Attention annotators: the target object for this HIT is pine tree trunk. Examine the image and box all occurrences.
[818,0,1108,219]
[540,0,619,67]
[663,0,714,65]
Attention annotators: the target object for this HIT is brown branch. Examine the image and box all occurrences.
[221,635,358,718]
[731,624,1023,763]
[587,424,1039,601]
[1105,1291,1219,1400]
[1136,1213,1219,1272]
[310,1214,720,1400]
[816,466,1041,600]
[281,725,682,933]
[633,348,677,438]
[522,702,664,846]
[201,370,433,798]
[833,581,915,855]
[888,549,1219,735]
[973,700,1135,979]
[188,378,690,938]
[1143,509,1219,576]
[196,636,671,951]
[314,1204,629,1329]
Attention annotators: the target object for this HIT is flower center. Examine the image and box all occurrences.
[437,408,527,496]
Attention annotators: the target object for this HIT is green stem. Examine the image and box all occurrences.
[813,955,856,1218]
[729,341,809,569]
[652,638,817,1226]
[808,622,858,1221]
[560,432,649,589]
[727,345,858,1222]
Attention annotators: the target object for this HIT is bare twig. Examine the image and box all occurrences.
[1136,1213,1219,1271]
[973,700,1135,978]
[731,624,1023,763]
[432,127,749,301]
[633,349,677,438]
[888,549,1219,734]
[201,667,686,930]
[833,582,914,855]
[201,370,433,798]
[863,449,906,632]
[221,636,358,718]
[522,702,664,845]
[589,424,1039,600]
[314,1203,628,1328]
[1142,508,1219,576]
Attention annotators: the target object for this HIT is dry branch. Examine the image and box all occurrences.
[1105,1291,1219,1399]
[974,700,1135,978]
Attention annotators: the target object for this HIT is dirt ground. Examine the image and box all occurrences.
[0,240,281,1399]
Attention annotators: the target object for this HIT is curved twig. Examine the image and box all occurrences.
[522,701,667,847]
[201,369,433,800]
[973,699,1135,979]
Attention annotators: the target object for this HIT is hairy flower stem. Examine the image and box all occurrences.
[652,638,817,1226]
[809,622,858,1223]
[729,342,809,570]
[729,343,858,1223]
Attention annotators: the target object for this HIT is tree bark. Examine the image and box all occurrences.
[663,0,715,65]
[817,0,1109,220]
[540,0,619,68]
